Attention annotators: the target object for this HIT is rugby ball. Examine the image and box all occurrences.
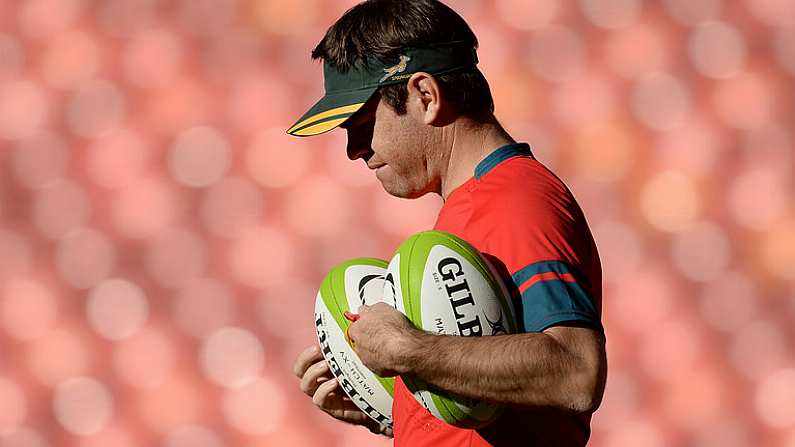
[383,230,517,428]
[314,258,395,428]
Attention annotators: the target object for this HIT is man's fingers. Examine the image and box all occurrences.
[293,344,323,378]
[312,377,340,407]
[299,360,331,396]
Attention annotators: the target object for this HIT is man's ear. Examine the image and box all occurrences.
[406,72,449,126]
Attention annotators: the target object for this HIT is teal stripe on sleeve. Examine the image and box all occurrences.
[512,261,602,333]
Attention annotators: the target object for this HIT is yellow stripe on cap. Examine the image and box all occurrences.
[287,102,365,134]
[291,116,351,136]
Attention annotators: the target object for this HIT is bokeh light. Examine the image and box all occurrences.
[76,425,137,447]
[284,176,352,239]
[0,80,48,140]
[0,230,32,280]
[0,428,50,447]
[592,220,644,284]
[495,0,560,31]
[13,132,69,189]
[728,167,788,231]
[691,419,754,447]
[580,0,641,29]
[201,177,264,238]
[640,171,700,232]
[688,21,747,79]
[745,0,795,28]
[754,368,795,428]
[113,326,176,389]
[110,178,180,239]
[527,26,587,82]
[55,228,115,289]
[0,378,27,435]
[173,278,237,338]
[122,29,183,89]
[169,127,231,188]
[136,376,201,434]
[638,318,702,381]
[604,23,669,79]
[228,226,294,289]
[0,33,24,79]
[609,268,674,333]
[226,72,293,133]
[712,72,773,130]
[66,80,126,139]
[655,122,721,175]
[572,123,635,182]
[86,279,148,341]
[603,417,667,447]
[374,193,442,237]
[591,370,639,432]
[27,328,90,387]
[85,129,150,190]
[759,219,795,280]
[250,0,321,36]
[145,227,208,289]
[200,326,265,389]
[40,30,100,90]
[773,27,795,75]
[17,0,84,40]
[730,320,789,381]
[222,377,286,436]
[1,278,58,341]
[662,0,722,26]
[53,377,113,436]
[631,72,690,131]
[32,180,91,240]
[662,368,726,430]
[699,271,758,332]
[553,75,617,130]
[670,221,731,282]
[245,128,311,189]
[163,425,224,447]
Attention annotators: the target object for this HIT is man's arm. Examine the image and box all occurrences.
[346,303,607,414]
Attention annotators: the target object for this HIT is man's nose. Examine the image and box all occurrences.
[346,130,372,160]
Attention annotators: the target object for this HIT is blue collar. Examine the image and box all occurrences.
[474,143,533,180]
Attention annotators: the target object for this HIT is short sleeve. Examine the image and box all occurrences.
[469,158,603,333]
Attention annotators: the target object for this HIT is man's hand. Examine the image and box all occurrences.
[292,344,393,437]
[345,302,423,377]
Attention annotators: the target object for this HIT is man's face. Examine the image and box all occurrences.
[341,93,437,199]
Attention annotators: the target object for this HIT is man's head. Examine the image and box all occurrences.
[310,0,493,120]
[287,0,494,198]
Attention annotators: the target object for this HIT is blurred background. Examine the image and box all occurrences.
[0,0,794,445]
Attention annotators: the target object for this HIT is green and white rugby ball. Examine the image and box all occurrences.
[314,258,395,428]
[383,230,518,428]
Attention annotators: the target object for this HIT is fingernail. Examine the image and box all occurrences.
[344,311,360,322]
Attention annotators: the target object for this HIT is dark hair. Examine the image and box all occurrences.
[311,0,494,119]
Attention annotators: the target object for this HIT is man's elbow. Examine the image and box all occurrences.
[568,382,603,414]
[567,354,607,414]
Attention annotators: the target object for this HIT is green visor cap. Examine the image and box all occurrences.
[286,41,478,137]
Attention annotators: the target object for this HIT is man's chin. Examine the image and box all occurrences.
[381,183,432,200]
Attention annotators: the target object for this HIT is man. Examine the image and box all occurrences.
[290,1,607,445]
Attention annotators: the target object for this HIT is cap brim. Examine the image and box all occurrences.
[286,88,377,137]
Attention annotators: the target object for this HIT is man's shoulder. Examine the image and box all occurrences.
[471,156,579,225]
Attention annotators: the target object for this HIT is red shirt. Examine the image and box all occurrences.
[393,143,602,446]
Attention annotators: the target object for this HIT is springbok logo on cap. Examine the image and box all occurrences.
[380,55,411,83]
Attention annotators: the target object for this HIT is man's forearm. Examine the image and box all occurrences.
[399,328,605,413]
